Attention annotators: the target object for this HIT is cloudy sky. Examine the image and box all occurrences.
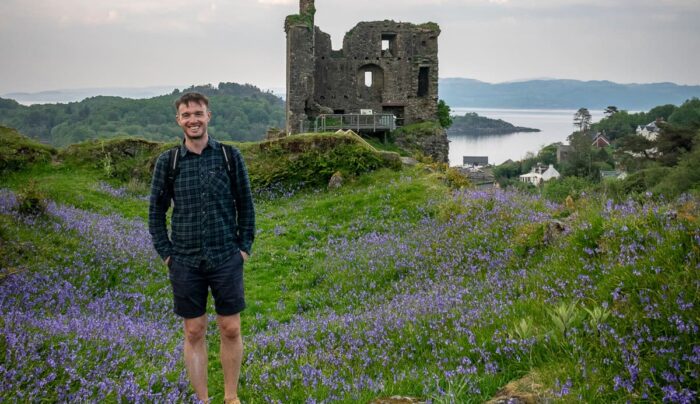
[1,0,699,94]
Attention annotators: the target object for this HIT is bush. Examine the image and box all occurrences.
[542,176,594,203]
[16,180,47,216]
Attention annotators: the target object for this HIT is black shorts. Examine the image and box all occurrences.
[168,253,245,318]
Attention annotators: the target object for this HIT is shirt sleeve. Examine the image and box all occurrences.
[148,152,173,260]
[232,148,256,254]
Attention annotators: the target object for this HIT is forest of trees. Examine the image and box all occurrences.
[0,82,285,147]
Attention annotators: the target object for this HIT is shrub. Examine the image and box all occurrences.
[542,176,594,203]
[15,180,47,216]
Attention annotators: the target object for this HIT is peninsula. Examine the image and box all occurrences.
[448,112,540,136]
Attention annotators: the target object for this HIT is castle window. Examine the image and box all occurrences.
[381,33,396,56]
[417,66,429,97]
[358,64,384,95]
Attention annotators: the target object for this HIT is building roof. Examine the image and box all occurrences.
[463,156,489,166]
[592,133,611,147]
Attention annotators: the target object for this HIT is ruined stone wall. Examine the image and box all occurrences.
[285,0,440,134]
[285,23,315,133]
[313,21,440,126]
[284,0,316,133]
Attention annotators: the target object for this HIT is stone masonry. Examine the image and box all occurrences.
[285,0,441,134]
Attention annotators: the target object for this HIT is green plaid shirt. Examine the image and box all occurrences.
[148,137,255,269]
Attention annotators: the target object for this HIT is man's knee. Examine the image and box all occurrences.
[218,315,241,340]
[184,316,207,342]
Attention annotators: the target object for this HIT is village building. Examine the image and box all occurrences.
[591,132,611,148]
[462,156,489,167]
[556,144,574,164]
[636,120,661,141]
[519,163,560,186]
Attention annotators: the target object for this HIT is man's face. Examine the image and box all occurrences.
[176,101,211,140]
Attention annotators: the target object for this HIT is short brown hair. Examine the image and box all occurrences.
[175,92,209,111]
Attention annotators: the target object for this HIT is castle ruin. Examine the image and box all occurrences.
[285,0,441,134]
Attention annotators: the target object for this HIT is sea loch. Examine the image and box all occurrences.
[448,108,605,166]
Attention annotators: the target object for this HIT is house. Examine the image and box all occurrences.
[636,120,661,141]
[591,132,611,148]
[463,156,489,167]
[519,164,560,185]
[541,164,561,181]
[519,172,542,186]
[557,144,574,164]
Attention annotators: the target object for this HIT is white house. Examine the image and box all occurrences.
[636,121,660,141]
[519,172,542,185]
[519,164,560,185]
[541,164,561,181]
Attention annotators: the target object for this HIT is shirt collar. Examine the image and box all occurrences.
[178,136,220,157]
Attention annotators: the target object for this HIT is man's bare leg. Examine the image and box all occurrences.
[218,313,242,402]
[184,315,209,402]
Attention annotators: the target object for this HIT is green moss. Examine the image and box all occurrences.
[59,137,167,183]
[284,4,315,31]
[417,21,440,32]
[238,132,400,189]
[0,126,55,174]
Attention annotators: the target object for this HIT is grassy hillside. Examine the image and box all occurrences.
[1,132,698,402]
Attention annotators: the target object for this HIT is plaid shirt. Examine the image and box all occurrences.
[148,137,255,269]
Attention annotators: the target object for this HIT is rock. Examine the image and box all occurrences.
[328,171,343,189]
[486,373,550,404]
[543,219,566,245]
[266,127,287,140]
[400,156,419,166]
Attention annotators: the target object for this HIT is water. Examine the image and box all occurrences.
[448,108,604,166]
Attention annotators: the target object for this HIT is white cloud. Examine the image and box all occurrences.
[1,0,699,93]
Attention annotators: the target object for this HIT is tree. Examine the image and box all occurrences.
[604,106,619,117]
[437,99,453,128]
[573,107,592,133]
[563,131,597,179]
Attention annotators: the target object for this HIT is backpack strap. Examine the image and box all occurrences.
[164,146,180,202]
[221,144,238,189]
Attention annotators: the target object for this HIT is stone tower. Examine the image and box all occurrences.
[285,0,441,134]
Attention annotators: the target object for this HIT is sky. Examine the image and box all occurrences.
[1,0,699,95]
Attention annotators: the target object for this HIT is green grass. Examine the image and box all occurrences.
[2,163,150,220]
[3,131,698,402]
[242,167,448,328]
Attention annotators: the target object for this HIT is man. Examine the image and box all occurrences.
[149,92,255,404]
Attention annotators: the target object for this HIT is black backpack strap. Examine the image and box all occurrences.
[221,144,237,189]
[165,146,180,202]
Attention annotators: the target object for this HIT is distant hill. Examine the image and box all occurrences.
[439,78,700,110]
[448,112,539,136]
[0,82,285,147]
[2,86,178,105]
